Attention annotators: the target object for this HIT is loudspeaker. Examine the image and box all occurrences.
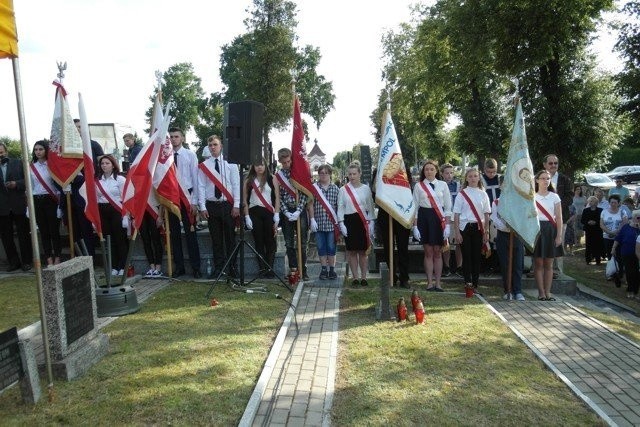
[223,100,264,165]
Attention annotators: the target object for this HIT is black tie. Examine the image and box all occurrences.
[173,152,178,166]
[429,182,435,190]
[214,158,222,199]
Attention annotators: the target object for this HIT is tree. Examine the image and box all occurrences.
[193,92,225,158]
[615,1,640,146]
[219,0,335,160]
[145,63,205,146]
[0,136,22,159]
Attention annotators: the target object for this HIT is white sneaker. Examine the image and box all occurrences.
[145,269,155,277]
[515,293,526,301]
[118,269,124,276]
[503,293,513,301]
[111,269,118,277]
[152,270,162,277]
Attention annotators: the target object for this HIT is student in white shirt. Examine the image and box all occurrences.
[96,155,127,276]
[532,170,564,301]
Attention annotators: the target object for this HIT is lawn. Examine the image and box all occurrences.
[332,286,604,426]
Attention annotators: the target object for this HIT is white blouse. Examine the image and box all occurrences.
[534,192,561,222]
[248,178,273,209]
[337,183,374,221]
[30,161,55,196]
[96,174,125,205]
[452,186,491,231]
[413,178,452,218]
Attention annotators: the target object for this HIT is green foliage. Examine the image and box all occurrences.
[145,63,205,139]
[194,92,225,158]
[0,135,23,159]
[220,0,334,159]
[615,1,640,146]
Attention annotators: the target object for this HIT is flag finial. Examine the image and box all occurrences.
[386,85,391,111]
[512,78,520,105]
[155,70,163,92]
[56,61,67,81]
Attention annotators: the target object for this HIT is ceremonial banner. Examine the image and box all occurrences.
[150,96,180,218]
[48,81,83,187]
[289,95,315,200]
[77,93,102,235]
[122,105,171,230]
[500,97,540,251]
[375,110,415,229]
[0,0,18,59]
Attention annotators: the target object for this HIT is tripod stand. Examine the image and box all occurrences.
[206,164,293,298]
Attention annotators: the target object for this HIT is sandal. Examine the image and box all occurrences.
[546,297,556,301]
[538,297,547,301]
[352,279,360,287]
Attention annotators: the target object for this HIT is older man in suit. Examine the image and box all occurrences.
[0,143,32,271]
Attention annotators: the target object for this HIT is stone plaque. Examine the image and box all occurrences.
[0,327,23,390]
[62,269,94,346]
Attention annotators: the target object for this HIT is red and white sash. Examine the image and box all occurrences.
[276,170,296,198]
[344,183,371,247]
[96,180,123,214]
[313,183,340,238]
[199,161,234,205]
[535,200,557,227]
[460,189,485,234]
[250,179,274,214]
[419,180,446,231]
[30,163,59,202]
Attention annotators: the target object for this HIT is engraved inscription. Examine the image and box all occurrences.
[62,269,94,345]
[0,327,23,391]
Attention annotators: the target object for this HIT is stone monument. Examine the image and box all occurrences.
[42,256,109,380]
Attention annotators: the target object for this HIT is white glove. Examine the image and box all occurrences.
[244,215,253,230]
[25,207,29,218]
[285,211,294,221]
[368,221,375,238]
[290,210,301,221]
[310,217,318,232]
[340,222,348,237]
[412,226,421,241]
[273,213,280,227]
[122,215,130,229]
[443,224,451,240]
[57,207,63,219]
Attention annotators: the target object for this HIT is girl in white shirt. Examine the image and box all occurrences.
[412,159,452,291]
[453,168,491,292]
[96,155,128,276]
[338,162,375,286]
[532,169,564,301]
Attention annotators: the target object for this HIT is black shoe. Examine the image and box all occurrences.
[399,280,410,289]
[192,270,201,279]
[264,271,276,279]
[352,279,360,287]
[172,268,185,278]
[6,263,20,272]
[442,268,451,277]
[360,279,368,286]
[328,270,337,280]
[319,270,328,280]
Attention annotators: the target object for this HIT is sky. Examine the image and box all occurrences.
[0,0,623,163]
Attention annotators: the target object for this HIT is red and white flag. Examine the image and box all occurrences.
[150,95,181,218]
[289,95,317,201]
[123,104,171,230]
[48,81,83,187]
[77,93,102,236]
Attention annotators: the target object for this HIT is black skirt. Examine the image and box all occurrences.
[344,213,368,251]
[417,207,444,246]
[532,221,564,258]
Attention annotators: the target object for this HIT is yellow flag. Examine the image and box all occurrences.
[0,0,18,59]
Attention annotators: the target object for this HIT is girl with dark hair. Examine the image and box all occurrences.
[30,140,62,267]
[244,159,280,276]
[532,169,564,301]
[412,159,452,291]
[96,155,128,276]
[453,168,491,293]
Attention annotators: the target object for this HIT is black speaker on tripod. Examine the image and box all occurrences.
[223,100,264,165]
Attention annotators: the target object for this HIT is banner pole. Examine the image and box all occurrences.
[296,194,303,281]
[388,218,394,286]
[66,191,75,258]
[507,231,514,296]
[164,212,172,277]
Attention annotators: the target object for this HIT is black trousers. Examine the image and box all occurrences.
[249,205,276,269]
[169,202,200,273]
[99,203,127,270]
[376,209,410,282]
[460,223,482,286]
[206,201,236,271]
[0,211,32,267]
[622,253,640,294]
[34,195,61,258]
[140,211,163,266]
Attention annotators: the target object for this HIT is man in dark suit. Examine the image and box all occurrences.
[0,143,32,271]
[544,154,573,274]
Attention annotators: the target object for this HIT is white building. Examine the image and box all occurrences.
[307,140,326,181]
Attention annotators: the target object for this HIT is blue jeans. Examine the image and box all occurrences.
[496,230,524,295]
[316,230,336,257]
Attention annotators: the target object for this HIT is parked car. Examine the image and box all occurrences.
[605,165,640,184]
[575,173,616,197]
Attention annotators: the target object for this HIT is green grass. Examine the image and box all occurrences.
[0,275,41,330]
[0,282,289,426]
[332,285,604,426]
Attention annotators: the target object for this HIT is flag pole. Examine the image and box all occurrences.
[65,191,75,257]
[98,232,110,287]
[507,231,513,296]
[12,56,55,399]
[389,214,394,286]
[291,80,304,281]
[153,81,172,278]
[120,229,138,286]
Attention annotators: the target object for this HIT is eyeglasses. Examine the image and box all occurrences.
[546,161,558,165]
